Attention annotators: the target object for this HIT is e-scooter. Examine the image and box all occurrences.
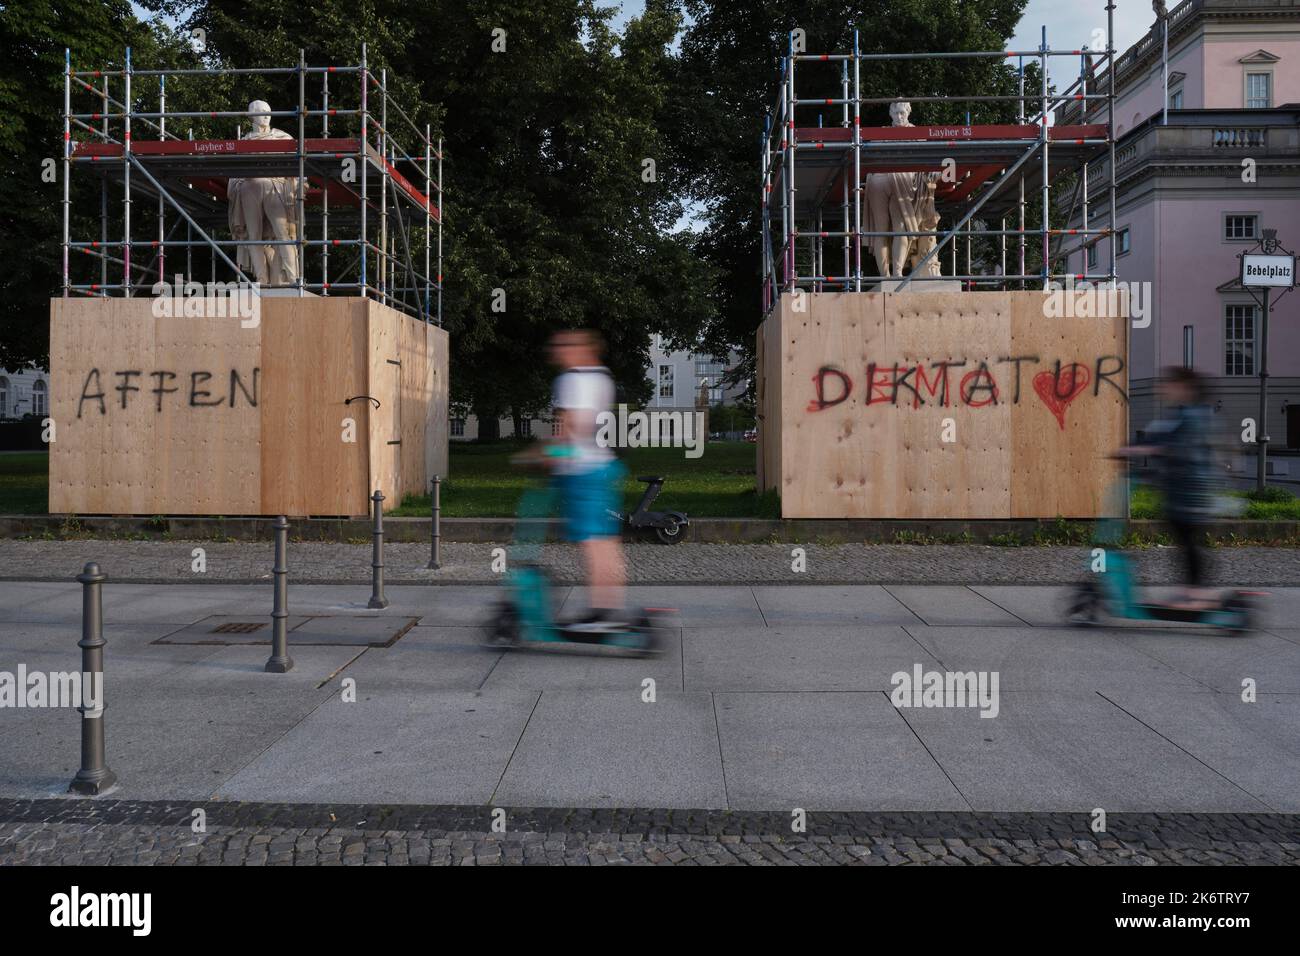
[612,475,689,544]
[1065,472,1261,634]
[486,465,674,656]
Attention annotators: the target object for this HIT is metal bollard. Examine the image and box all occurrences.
[428,475,441,570]
[368,489,389,609]
[265,516,294,673]
[69,562,116,795]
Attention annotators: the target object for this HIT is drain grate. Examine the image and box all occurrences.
[211,622,267,634]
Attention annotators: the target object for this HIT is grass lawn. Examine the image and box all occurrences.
[393,440,777,518]
[0,452,48,515]
[5,445,1298,522]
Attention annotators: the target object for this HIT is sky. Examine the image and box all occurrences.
[606,0,1164,59]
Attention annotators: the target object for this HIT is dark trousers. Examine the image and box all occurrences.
[1168,519,1207,587]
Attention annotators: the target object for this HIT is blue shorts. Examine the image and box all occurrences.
[553,460,625,542]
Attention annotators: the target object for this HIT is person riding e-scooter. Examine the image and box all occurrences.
[544,328,628,631]
[1114,365,1217,610]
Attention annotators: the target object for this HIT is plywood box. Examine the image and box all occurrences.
[49,297,448,516]
[757,290,1128,518]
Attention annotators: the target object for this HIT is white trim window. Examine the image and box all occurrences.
[1245,72,1272,109]
[450,417,465,437]
[1225,304,1257,376]
[0,376,8,417]
[658,364,674,401]
[31,380,47,417]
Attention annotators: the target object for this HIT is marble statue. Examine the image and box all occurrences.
[227,101,300,286]
[862,101,943,280]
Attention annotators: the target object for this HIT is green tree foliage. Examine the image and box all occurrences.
[0,0,177,369]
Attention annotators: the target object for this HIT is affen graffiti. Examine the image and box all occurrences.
[805,355,1125,430]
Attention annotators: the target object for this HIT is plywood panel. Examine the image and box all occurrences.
[50,298,260,514]
[260,297,369,515]
[1008,289,1128,518]
[49,296,447,516]
[761,290,1127,518]
[365,301,401,506]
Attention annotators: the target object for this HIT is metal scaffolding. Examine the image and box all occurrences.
[61,45,443,324]
[760,3,1119,312]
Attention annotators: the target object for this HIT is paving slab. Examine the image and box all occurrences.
[218,690,540,805]
[751,585,921,627]
[682,625,938,692]
[559,585,760,627]
[1099,689,1300,813]
[898,691,1268,812]
[481,631,684,693]
[332,626,502,692]
[883,585,1023,626]
[0,650,351,800]
[969,585,1075,626]
[902,624,1206,692]
[492,691,727,809]
[714,691,968,811]
[1116,629,1300,694]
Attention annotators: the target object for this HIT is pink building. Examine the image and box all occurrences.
[1062,0,1300,461]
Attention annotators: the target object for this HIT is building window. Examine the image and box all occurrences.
[0,377,8,417]
[1117,228,1131,256]
[1183,325,1194,368]
[1224,215,1258,241]
[551,418,563,437]
[1246,72,1271,109]
[1225,304,1257,376]
[517,418,532,438]
[1086,243,1098,270]
[450,417,465,437]
[658,364,674,401]
[31,380,46,417]
[1169,88,1183,110]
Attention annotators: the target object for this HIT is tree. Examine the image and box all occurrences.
[0,0,174,369]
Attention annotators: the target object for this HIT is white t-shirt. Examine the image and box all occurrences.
[552,366,615,475]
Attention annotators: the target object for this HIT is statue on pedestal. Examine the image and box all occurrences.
[227,100,301,287]
[863,101,943,280]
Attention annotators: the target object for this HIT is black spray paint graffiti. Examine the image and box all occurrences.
[76,368,260,418]
[806,355,1126,430]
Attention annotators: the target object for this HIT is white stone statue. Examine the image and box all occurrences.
[227,100,300,286]
[863,101,943,279]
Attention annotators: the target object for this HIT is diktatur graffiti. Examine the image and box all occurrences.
[805,355,1126,429]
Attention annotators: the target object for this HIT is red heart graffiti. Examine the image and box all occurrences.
[1033,364,1090,430]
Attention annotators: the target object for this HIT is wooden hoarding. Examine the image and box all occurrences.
[757,290,1128,518]
[49,296,448,516]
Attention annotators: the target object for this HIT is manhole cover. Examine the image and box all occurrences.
[211,622,267,634]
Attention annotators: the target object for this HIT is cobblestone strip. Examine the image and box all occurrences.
[1,540,1298,586]
[0,800,1296,866]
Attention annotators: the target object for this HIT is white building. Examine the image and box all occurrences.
[0,367,49,420]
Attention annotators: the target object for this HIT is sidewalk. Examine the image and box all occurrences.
[2,580,1298,816]
[2,539,1300,585]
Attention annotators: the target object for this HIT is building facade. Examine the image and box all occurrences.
[0,367,50,420]
[1061,0,1300,464]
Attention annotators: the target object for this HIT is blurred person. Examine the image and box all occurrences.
[1116,366,1217,609]
[545,329,628,629]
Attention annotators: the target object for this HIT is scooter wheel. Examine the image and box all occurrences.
[655,517,684,545]
[1065,580,1102,627]
[487,602,521,646]
[1222,593,1258,636]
